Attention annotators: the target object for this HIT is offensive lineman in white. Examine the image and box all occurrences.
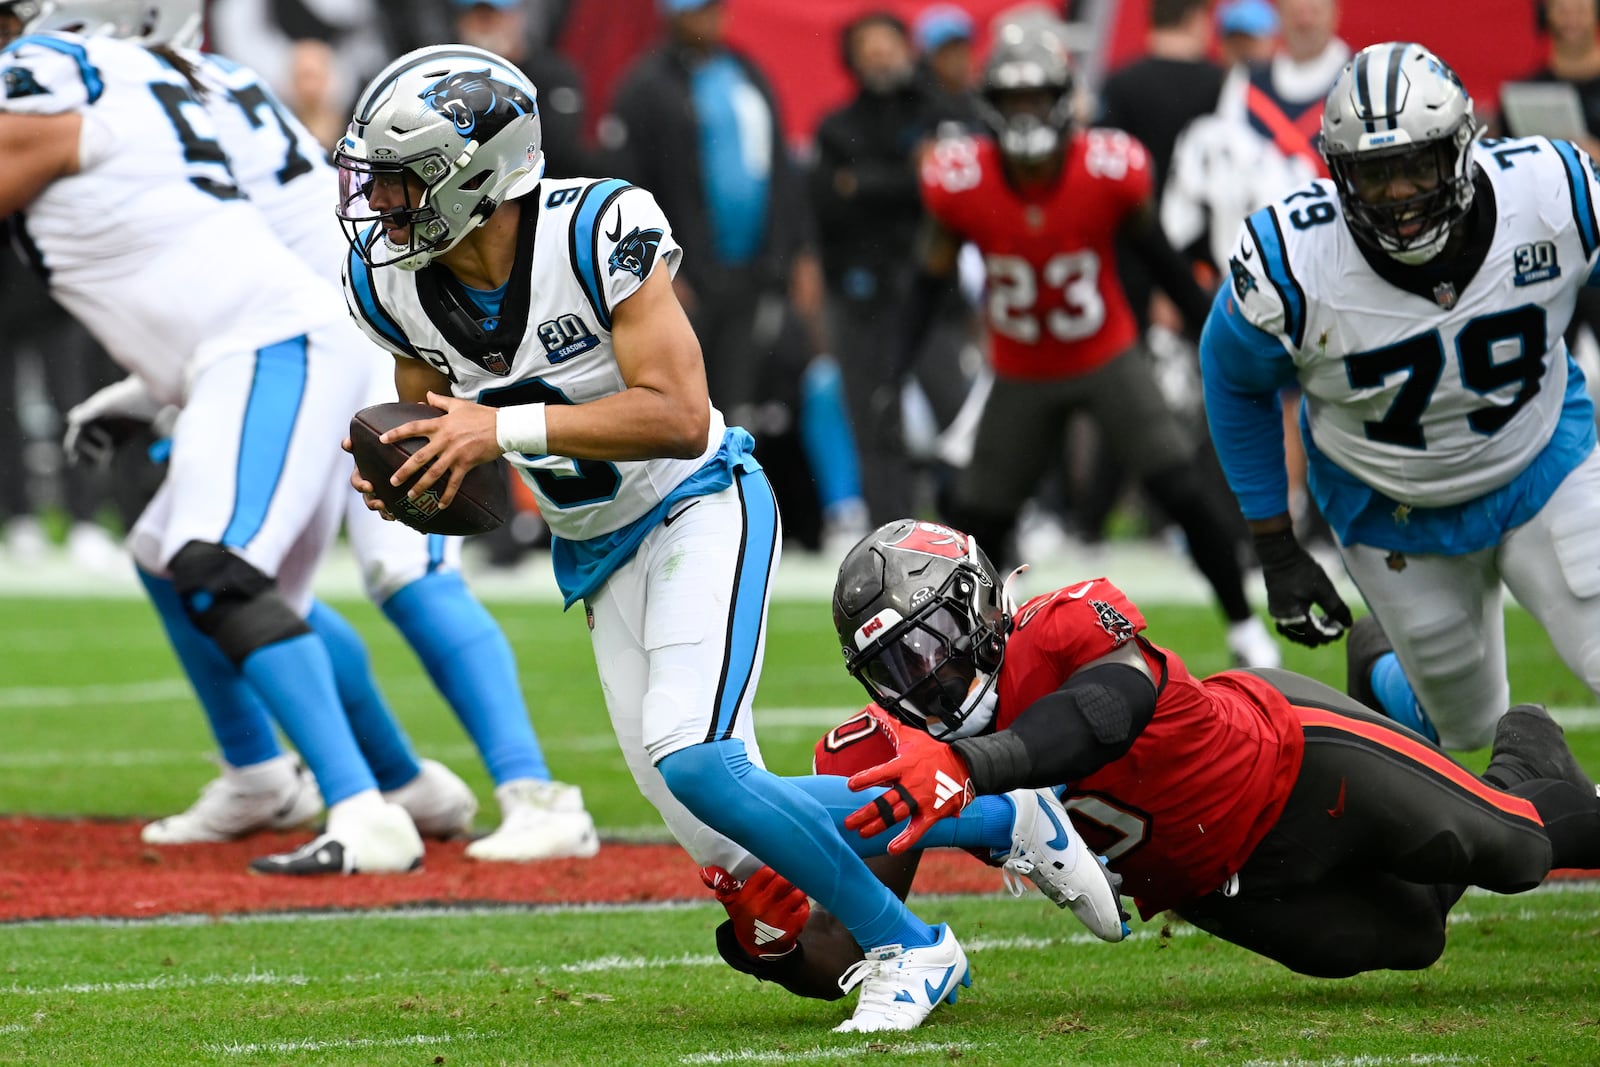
[51,0,599,864]
[335,45,991,1032]
[1202,42,1600,751]
[0,2,425,871]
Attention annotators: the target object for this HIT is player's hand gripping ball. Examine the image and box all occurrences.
[348,402,510,535]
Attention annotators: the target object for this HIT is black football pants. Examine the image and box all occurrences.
[1176,669,1553,978]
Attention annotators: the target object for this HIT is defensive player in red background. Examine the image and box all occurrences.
[703,520,1600,999]
[911,21,1279,670]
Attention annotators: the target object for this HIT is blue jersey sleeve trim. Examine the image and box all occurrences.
[1243,208,1307,349]
[347,240,417,357]
[6,34,103,103]
[569,178,632,331]
[1554,139,1600,258]
[1200,286,1295,520]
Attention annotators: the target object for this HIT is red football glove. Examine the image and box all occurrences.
[843,743,975,855]
[700,865,810,961]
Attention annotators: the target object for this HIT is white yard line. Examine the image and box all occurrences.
[0,929,1152,996]
[210,1030,499,1056]
[1243,1057,1484,1066]
[3,970,307,996]
[680,1042,974,1064]
[0,679,192,710]
[3,901,1597,997]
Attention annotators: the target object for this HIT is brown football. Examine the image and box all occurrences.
[349,402,510,536]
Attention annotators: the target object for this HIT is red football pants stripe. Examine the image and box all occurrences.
[1293,705,1542,825]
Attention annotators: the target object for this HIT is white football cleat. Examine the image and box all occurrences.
[142,754,322,845]
[250,797,423,875]
[382,758,478,839]
[1227,615,1282,669]
[1001,788,1128,942]
[465,779,600,862]
[834,923,970,1033]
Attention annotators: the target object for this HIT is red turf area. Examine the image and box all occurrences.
[0,817,1004,922]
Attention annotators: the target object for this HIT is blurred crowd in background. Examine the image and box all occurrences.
[2,0,1594,574]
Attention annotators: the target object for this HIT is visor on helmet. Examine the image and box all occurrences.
[335,149,453,271]
[855,602,979,723]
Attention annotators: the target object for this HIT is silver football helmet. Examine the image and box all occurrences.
[335,45,544,271]
[976,19,1075,164]
[833,520,1012,740]
[9,0,202,47]
[1322,42,1478,265]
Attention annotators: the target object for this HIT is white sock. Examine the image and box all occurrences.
[328,788,386,827]
[223,753,296,791]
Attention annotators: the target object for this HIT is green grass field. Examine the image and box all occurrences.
[1,594,1597,1065]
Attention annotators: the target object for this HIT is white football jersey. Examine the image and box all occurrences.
[187,50,347,284]
[0,33,343,404]
[344,178,724,542]
[1228,136,1599,507]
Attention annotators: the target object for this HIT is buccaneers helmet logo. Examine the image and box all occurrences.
[884,521,970,562]
[420,70,535,140]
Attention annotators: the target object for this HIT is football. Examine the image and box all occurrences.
[348,402,510,536]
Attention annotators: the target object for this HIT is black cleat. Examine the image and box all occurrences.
[1345,615,1439,743]
[1484,704,1596,792]
[249,835,357,876]
[1345,615,1392,712]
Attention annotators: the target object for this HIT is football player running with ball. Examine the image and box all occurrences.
[704,520,1600,997]
[1203,42,1600,749]
[335,45,1118,1032]
[0,1,426,873]
[911,19,1278,670]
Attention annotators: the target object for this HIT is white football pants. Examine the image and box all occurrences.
[586,469,781,879]
[1340,447,1600,749]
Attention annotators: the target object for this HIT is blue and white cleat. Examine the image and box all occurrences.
[1001,788,1128,942]
[833,923,971,1033]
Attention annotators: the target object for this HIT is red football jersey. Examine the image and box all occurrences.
[919,130,1150,380]
[815,579,1304,919]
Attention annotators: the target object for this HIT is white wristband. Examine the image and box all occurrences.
[495,403,548,455]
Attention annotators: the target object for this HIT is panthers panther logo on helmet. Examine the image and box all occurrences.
[421,69,536,140]
[337,45,545,269]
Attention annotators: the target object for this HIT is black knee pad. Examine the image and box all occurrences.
[168,540,308,664]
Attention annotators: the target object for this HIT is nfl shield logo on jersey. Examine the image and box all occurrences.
[1432,282,1458,309]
